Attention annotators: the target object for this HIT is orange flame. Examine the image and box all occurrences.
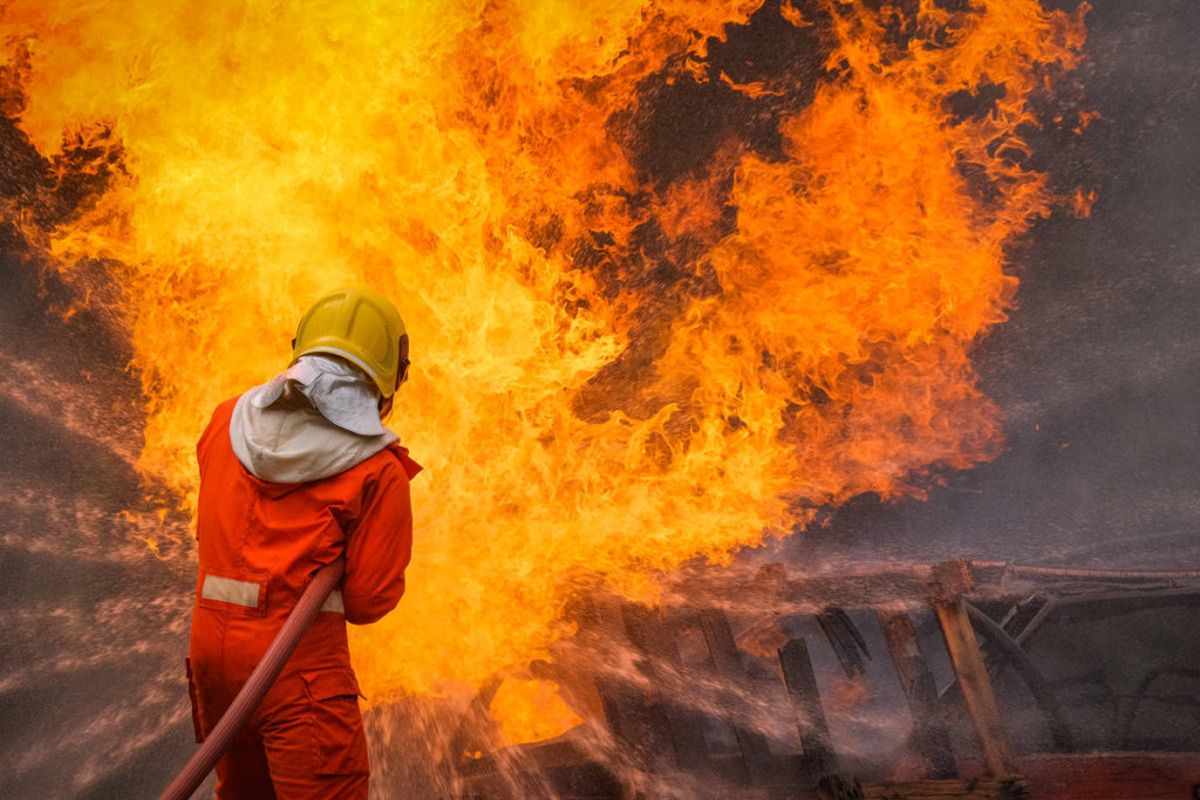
[1072,187,1097,218]
[488,678,584,747]
[0,0,1086,730]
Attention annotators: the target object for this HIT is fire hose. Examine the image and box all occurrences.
[158,559,346,800]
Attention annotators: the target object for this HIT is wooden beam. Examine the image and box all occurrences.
[876,609,956,778]
[622,605,708,773]
[862,777,1028,799]
[929,562,1016,777]
[698,609,779,785]
[778,637,837,774]
[586,596,671,771]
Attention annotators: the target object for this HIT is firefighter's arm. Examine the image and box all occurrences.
[194,399,236,540]
[195,400,232,480]
[341,454,413,625]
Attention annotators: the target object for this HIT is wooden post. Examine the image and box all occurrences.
[622,605,708,773]
[587,596,669,771]
[930,561,1016,777]
[876,609,956,778]
[698,609,779,785]
[779,637,837,774]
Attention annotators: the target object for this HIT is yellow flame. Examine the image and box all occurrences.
[489,679,584,746]
[0,0,1086,729]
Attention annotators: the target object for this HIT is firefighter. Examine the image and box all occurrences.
[186,287,420,799]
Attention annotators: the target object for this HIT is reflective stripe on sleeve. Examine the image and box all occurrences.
[201,574,261,608]
[321,589,345,614]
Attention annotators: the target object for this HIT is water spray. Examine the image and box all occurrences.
[158,560,346,800]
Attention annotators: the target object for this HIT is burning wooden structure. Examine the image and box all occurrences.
[448,561,1200,799]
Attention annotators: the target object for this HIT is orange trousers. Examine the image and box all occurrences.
[190,661,369,800]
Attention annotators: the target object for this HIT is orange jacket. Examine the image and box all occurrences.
[187,396,419,736]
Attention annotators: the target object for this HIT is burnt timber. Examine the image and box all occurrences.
[452,561,1200,799]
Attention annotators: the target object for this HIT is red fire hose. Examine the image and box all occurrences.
[158,559,346,800]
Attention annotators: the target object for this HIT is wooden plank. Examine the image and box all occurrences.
[778,637,836,774]
[876,609,956,779]
[621,604,707,773]
[1017,752,1200,800]
[586,595,666,771]
[862,777,1028,799]
[443,674,504,772]
[933,599,1016,777]
[697,609,780,786]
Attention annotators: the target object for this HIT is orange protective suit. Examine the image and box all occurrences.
[186,397,419,799]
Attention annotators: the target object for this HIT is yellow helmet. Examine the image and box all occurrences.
[291,287,410,397]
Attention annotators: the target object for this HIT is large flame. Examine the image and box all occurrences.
[0,0,1086,722]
